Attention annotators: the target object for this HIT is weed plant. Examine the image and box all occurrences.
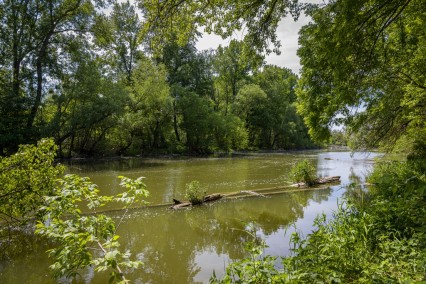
[289,159,317,186]
[185,180,206,205]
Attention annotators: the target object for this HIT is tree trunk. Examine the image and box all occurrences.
[173,101,180,142]
[27,34,51,128]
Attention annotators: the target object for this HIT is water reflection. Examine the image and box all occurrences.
[0,151,380,283]
[65,154,301,205]
[111,187,327,284]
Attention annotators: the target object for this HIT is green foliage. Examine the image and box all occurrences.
[0,139,63,232]
[283,204,425,283]
[179,92,216,153]
[284,160,426,282]
[212,114,249,152]
[41,54,128,157]
[108,56,172,155]
[0,139,149,281]
[289,160,317,186]
[142,0,301,55]
[0,0,98,151]
[251,66,315,150]
[234,84,267,120]
[1,0,314,156]
[36,174,149,282]
[366,161,426,238]
[297,0,426,151]
[184,181,206,205]
[94,1,143,82]
[329,130,348,147]
[213,40,264,115]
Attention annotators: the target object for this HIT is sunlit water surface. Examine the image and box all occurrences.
[0,151,380,283]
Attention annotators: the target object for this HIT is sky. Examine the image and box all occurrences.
[195,2,322,75]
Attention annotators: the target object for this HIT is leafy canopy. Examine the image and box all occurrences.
[140,0,301,55]
[296,0,426,152]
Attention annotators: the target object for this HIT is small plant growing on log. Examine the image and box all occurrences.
[290,159,317,186]
[185,181,206,205]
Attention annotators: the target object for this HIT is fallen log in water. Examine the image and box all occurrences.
[203,193,223,202]
[79,177,342,214]
[171,202,192,209]
[292,176,341,187]
[170,193,224,209]
[316,176,341,184]
[170,176,340,209]
[240,190,266,197]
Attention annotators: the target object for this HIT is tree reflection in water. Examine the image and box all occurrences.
[111,187,331,283]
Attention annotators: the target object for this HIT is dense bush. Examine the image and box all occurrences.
[284,205,425,283]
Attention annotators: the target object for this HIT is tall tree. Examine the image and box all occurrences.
[108,57,172,155]
[0,0,98,153]
[41,54,127,157]
[213,40,264,115]
[157,38,214,144]
[254,65,311,149]
[93,0,143,83]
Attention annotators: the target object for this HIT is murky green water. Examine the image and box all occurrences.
[0,151,379,283]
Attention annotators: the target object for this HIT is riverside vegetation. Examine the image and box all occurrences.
[1,0,425,283]
[211,157,426,283]
[0,139,149,283]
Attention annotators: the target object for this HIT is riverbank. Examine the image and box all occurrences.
[56,147,329,164]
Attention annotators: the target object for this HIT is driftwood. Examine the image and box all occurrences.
[315,176,340,184]
[240,190,266,197]
[171,202,192,209]
[203,193,223,202]
[170,193,224,210]
[293,176,341,187]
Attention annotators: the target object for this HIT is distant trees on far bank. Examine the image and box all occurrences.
[0,0,315,157]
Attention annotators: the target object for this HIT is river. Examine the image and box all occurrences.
[0,151,379,283]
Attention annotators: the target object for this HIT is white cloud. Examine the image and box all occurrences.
[195,14,312,75]
[264,14,312,74]
[195,1,325,75]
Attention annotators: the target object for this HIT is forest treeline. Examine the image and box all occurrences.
[0,0,315,157]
